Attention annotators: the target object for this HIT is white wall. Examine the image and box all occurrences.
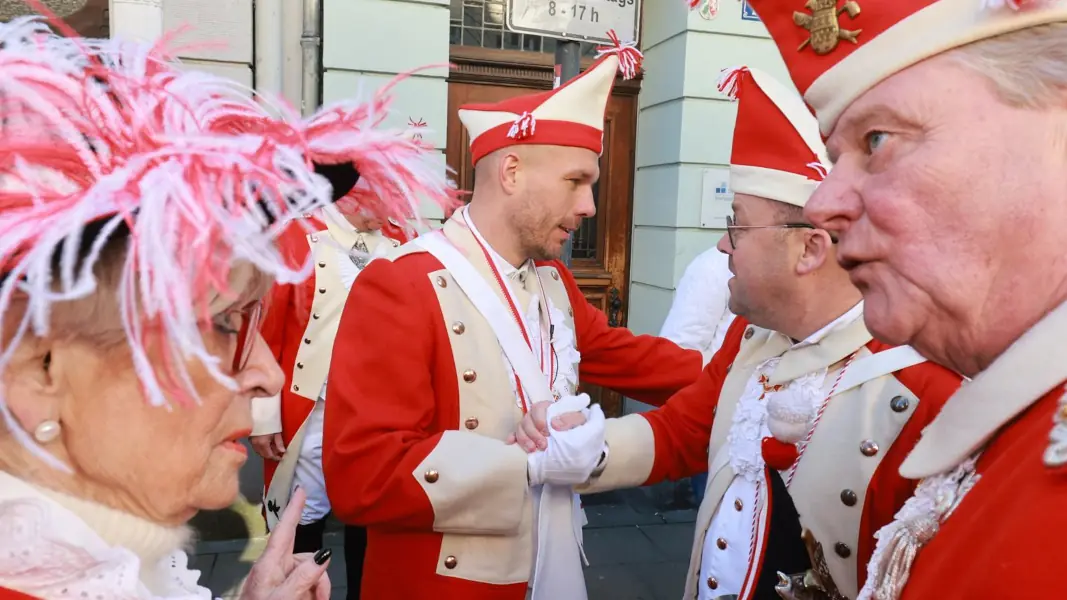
[321,0,452,222]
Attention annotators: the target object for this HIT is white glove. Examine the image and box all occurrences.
[527,394,606,487]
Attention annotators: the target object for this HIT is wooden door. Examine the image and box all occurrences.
[447,48,639,417]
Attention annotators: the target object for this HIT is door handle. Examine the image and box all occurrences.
[607,287,623,327]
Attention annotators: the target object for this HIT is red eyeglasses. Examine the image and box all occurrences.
[232,300,264,373]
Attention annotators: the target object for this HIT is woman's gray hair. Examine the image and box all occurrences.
[949,22,1067,109]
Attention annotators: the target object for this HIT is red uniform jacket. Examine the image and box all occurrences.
[640,318,962,592]
[258,215,409,498]
[322,250,702,600]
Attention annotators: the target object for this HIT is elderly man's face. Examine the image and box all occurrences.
[805,53,1067,373]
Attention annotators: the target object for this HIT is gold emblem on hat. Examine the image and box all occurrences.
[794,0,862,55]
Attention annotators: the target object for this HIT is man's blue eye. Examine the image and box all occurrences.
[866,131,889,152]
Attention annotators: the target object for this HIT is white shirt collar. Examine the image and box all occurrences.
[793,301,865,349]
[462,205,534,279]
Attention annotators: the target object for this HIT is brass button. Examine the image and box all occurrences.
[834,542,851,558]
[444,555,457,569]
[716,538,727,550]
[304,338,311,344]
[462,369,477,383]
[840,489,857,506]
[1059,404,1067,419]
[744,327,754,339]
[297,362,304,369]
[464,417,479,430]
[436,276,448,288]
[312,313,320,320]
[293,385,299,392]
[551,271,559,280]
[707,576,718,590]
[451,321,466,335]
[317,262,326,268]
[734,498,743,511]
[890,395,910,413]
[568,308,574,318]
[310,235,319,243]
[424,470,439,483]
[318,287,326,294]
[391,240,399,247]
[860,439,880,457]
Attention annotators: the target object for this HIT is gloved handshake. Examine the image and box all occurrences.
[522,394,607,486]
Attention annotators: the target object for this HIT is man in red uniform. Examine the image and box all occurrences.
[321,42,704,600]
[515,65,963,600]
[252,198,409,599]
[731,1,1067,598]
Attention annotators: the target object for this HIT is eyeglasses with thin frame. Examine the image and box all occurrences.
[725,215,816,250]
[232,300,264,373]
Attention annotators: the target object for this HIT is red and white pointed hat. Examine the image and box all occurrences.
[720,65,830,207]
[458,30,643,165]
[716,0,1067,135]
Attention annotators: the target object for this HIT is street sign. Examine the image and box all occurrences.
[506,0,641,46]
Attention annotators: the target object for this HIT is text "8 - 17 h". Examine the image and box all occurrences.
[547,0,635,22]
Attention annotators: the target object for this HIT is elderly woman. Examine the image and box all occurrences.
[0,16,452,600]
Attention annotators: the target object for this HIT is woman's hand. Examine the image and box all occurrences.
[240,488,332,600]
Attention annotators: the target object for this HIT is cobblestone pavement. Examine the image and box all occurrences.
[192,485,699,600]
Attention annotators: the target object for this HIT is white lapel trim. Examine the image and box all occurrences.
[901,300,1067,478]
[834,346,927,397]
[416,231,554,405]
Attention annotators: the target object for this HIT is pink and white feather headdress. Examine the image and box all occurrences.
[0,15,456,470]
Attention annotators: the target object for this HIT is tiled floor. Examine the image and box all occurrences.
[193,488,697,600]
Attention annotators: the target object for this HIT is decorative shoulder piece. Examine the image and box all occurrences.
[857,455,982,600]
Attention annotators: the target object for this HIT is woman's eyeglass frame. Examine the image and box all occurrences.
[232,300,264,373]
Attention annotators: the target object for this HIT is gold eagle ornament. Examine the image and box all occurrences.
[794,0,862,55]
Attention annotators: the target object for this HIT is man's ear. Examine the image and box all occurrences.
[498,151,522,196]
[795,229,835,276]
[3,337,65,435]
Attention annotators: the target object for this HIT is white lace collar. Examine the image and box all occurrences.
[0,471,212,599]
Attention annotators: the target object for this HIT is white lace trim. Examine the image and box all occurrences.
[1043,384,1067,466]
[856,455,982,600]
[0,496,214,599]
[727,357,825,482]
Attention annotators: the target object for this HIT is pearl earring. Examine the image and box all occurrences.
[33,420,61,444]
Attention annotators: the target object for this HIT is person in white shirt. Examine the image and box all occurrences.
[660,247,737,367]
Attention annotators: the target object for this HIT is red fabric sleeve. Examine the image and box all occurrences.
[554,262,703,406]
[856,341,963,587]
[322,257,444,530]
[640,318,749,484]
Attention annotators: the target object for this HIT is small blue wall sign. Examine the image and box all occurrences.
[741,0,761,21]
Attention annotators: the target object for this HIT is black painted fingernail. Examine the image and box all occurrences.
[314,548,332,565]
